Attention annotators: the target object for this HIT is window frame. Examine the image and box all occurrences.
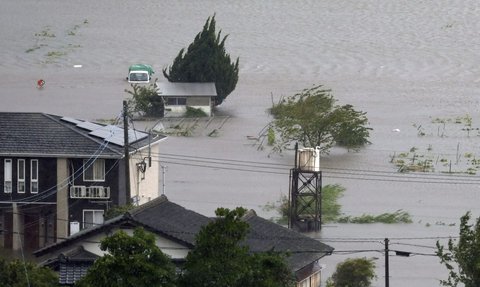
[4,159,12,193]
[17,159,25,193]
[31,159,38,194]
[82,209,104,229]
[83,159,105,182]
[166,97,187,106]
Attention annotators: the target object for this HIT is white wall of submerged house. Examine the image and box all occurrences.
[165,104,213,117]
[128,143,161,206]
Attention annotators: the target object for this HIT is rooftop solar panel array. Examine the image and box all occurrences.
[61,117,148,146]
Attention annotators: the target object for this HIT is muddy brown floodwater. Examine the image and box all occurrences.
[2,0,480,285]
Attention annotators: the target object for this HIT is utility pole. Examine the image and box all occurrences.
[161,165,167,196]
[123,100,131,204]
[385,238,390,287]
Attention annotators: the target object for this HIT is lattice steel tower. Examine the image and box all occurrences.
[288,145,322,232]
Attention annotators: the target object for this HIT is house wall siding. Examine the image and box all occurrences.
[0,157,58,250]
[187,97,210,106]
[164,96,213,117]
[0,157,57,201]
[67,158,121,234]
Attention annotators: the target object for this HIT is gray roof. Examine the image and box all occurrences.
[0,112,165,158]
[243,210,334,271]
[35,196,333,273]
[156,82,217,97]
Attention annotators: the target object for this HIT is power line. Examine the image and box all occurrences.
[151,152,480,184]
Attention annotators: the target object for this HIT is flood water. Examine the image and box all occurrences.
[2,0,480,285]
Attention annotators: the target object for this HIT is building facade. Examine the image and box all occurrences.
[0,112,165,252]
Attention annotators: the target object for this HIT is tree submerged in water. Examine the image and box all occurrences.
[268,85,371,154]
[163,14,239,106]
[126,83,164,118]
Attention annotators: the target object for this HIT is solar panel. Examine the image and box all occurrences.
[60,117,83,125]
[77,121,103,131]
[89,125,148,146]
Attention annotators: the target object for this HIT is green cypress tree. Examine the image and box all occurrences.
[163,15,239,106]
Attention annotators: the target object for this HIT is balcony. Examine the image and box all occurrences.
[70,186,110,199]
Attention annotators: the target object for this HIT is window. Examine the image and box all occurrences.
[83,159,105,181]
[31,159,38,193]
[83,209,104,229]
[18,159,25,193]
[297,272,321,287]
[166,97,187,106]
[4,159,12,193]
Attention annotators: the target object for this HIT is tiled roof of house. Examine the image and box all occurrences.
[33,196,208,257]
[59,261,91,285]
[242,210,334,272]
[41,246,99,286]
[0,112,165,158]
[35,196,333,274]
[129,195,211,245]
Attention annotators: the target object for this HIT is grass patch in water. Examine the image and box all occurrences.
[337,210,412,224]
[264,184,412,224]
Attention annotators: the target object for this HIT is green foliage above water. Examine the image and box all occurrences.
[265,184,412,224]
[163,15,239,106]
[268,85,371,154]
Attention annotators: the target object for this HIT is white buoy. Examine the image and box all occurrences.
[73,64,82,68]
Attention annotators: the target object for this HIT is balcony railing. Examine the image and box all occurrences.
[70,186,110,199]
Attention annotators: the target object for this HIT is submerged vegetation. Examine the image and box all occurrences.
[26,20,88,63]
[338,210,412,224]
[391,114,480,175]
[264,184,412,224]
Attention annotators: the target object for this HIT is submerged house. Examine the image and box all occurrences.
[0,112,165,252]
[34,195,333,287]
[156,82,217,117]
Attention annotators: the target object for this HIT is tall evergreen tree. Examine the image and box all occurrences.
[163,15,239,106]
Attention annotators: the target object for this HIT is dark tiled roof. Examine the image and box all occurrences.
[33,196,207,257]
[35,196,333,274]
[41,246,98,286]
[0,112,165,158]
[242,210,334,272]
[129,195,211,245]
[59,261,91,285]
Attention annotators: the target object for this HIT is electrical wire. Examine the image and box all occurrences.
[151,153,480,185]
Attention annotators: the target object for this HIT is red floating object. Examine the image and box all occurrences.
[37,79,45,88]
